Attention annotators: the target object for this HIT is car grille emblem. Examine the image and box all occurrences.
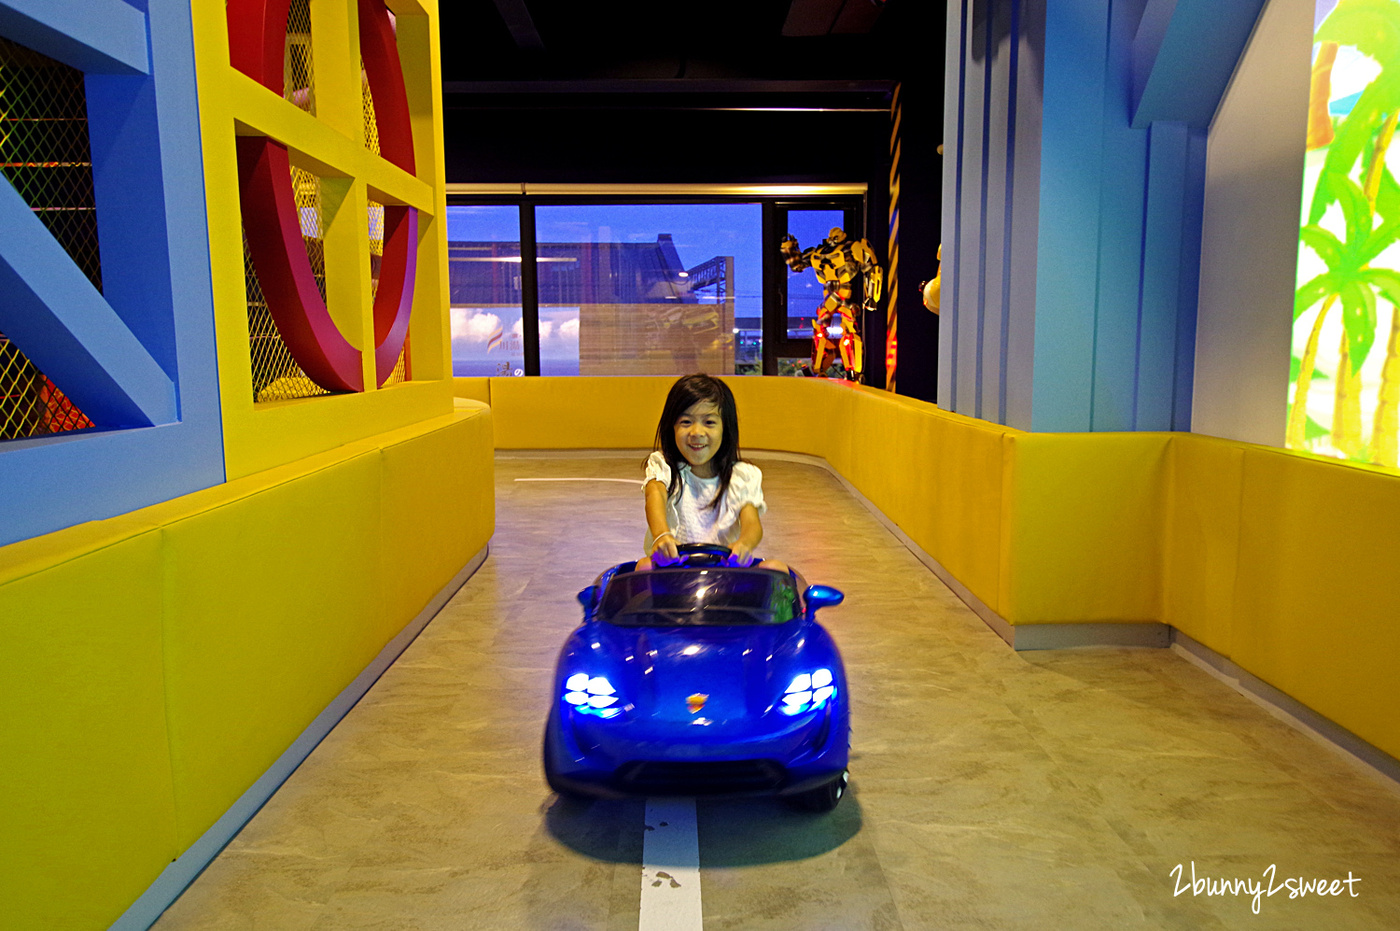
[686,693,707,713]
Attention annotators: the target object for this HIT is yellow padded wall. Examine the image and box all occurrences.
[378,406,494,639]
[838,387,909,510]
[1163,434,1245,653]
[1000,433,1169,623]
[1232,448,1400,759]
[489,375,674,449]
[452,376,492,405]
[727,376,855,460]
[0,531,179,931]
[486,375,863,456]
[160,453,385,849]
[921,411,1011,612]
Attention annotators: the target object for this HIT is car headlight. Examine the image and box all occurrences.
[564,673,622,718]
[779,668,836,715]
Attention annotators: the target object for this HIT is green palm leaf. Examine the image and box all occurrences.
[1360,216,1400,263]
[1339,278,1379,366]
[1334,174,1374,251]
[1300,224,1344,268]
[1296,273,1336,320]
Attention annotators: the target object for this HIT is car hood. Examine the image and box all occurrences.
[595,621,815,723]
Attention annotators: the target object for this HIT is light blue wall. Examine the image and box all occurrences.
[940,0,1267,433]
[0,0,224,548]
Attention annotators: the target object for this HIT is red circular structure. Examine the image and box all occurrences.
[228,0,418,392]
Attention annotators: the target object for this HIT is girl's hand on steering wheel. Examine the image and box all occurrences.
[728,543,756,567]
[651,532,680,566]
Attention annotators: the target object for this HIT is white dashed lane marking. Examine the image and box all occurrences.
[640,797,703,931]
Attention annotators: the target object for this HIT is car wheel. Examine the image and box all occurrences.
[788,769,848,812]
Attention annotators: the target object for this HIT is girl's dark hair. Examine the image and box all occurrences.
[652,373,742,511]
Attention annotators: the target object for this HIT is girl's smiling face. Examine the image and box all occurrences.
[674,400,723,477]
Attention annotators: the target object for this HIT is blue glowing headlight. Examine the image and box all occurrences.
[779,668,836,715]
[563,673,622,718]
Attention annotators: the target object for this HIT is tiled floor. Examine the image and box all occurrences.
[151,454,1400,930]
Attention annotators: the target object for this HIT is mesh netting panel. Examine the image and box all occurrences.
[290,164,328,302]
[0,36,99,438]
[0,35,101,291]
[0,333,94,440]
[285,0,315,113]
[368,198,384,301]
[361,56,380,155]
[368,198,410,385]
[244,226,330,403]
[385,346,408,385]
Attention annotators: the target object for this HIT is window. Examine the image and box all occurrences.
[448,205,525,376]
[446,191,865,378]
[535,204,760,376]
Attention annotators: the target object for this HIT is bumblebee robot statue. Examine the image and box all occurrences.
[781,227,883,381]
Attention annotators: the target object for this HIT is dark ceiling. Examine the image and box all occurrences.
[438,0,927,111]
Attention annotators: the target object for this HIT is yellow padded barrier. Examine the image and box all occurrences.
[160,450,386,849]
[727,376,857,461]
[0,532,179,931]
[1231,447,1400,759]
[490,376,674,448]
[485,373,866,457]
[379,405,495,642]
[1163,434,1246,652]
[453,376,491,405]
[0,407,493,928]
[914,409,1012,612]
[999,433,1169,624]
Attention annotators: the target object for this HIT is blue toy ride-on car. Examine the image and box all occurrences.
[543,544,850,811]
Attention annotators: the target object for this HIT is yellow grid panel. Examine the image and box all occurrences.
[195,0,450,477]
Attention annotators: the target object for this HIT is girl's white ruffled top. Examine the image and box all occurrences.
[643,451,766,554]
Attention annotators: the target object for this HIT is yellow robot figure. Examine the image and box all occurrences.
[781,227,883,381]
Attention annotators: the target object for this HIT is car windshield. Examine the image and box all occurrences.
[599,568,799,627]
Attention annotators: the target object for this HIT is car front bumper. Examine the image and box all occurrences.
[545,702,849,799]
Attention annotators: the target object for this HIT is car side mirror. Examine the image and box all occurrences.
[577,585,600,612]
[803,584,844,612]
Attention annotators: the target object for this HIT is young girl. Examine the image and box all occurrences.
[637,374,779,570]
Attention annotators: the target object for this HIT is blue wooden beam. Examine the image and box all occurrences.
[1132,0,1268,128]
[0,0,148,75]
[0,178,175,428]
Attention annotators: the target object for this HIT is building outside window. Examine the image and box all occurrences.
[446,191,866,378]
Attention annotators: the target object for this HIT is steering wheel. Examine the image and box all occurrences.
[674,543,731,566]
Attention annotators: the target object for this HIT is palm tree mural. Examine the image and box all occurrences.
[1292,0,1400,466]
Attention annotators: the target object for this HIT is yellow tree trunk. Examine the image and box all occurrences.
[1333,332,1365,457]
[1372,305,1400,467]
[1309,43,1340,150]
[1287,295,1335,449]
